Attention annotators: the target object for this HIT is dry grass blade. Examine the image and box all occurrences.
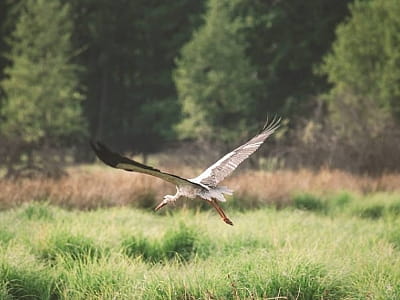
[0,166,399,210]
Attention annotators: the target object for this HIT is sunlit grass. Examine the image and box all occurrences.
[1,194,400,299]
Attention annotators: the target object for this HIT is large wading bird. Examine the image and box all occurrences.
[91,117,280,225]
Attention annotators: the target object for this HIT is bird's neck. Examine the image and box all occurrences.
[173,191,180,201]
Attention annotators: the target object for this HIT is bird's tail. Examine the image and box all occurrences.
[211,186,233,202]
[217,186,233,195]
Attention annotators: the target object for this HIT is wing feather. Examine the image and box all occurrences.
[192,117,280,187]
[90,141,205,189]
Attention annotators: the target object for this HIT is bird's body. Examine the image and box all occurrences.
[91,117,280,225]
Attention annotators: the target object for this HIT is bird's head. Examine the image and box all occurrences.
[155,194,177,211]
[163,194,176,203]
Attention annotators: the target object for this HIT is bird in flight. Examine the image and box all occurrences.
[91,117,280,225]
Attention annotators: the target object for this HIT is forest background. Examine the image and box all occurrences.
[1,2,400,298]
[0,0,399,177]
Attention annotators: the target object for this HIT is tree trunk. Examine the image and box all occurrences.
[142,152,148,165]
[95,69,108,140]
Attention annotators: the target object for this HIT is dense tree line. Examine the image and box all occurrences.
[0,0,399,176]
[0,0,204,175]
[68,0,204,153]
[175,0,352,144]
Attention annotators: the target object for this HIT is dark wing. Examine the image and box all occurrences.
[90,141,205,189]
[191,117,280,187]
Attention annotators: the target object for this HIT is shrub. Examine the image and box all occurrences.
[387,229,400,249]
[260,263,347,299]
[122,224,211,263]
[131,191,157,209]
[121,236,162,263]
[20,202,53,221]
[0,229,13,245]
[356,204,385,220]
[223,235,271,255]
[292,193,327,213]
[221,261,349,299]
[39,232,102,263]
[330,191,353,208]
[162,223,203,261]
[0,263,58,299]
[226,194,263,211]
[387,202,400,216]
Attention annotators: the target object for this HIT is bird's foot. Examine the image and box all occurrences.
[223,217,234,226]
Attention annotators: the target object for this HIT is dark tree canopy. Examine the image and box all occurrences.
[1,0,399,175]
[322,0,400,117]
[0,0,86,177]
[231,0,353,119]
[174,0,352,145]
[69,0,205,154]
[175,0,261,144]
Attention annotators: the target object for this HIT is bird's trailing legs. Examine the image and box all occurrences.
[155,197,233,226]
[209,199,233,226]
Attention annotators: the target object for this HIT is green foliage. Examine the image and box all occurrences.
[230,262,347,299]
[222,234,270,255]
[0,0,86,177]
[175,0,260,144]
[69,0,204,154]
[162,223,204,261]
[55,258,136,299]
[122,223,210,263]
[0,229,13,245]
[387,227,400,249]
[131,191,157,210]
[350,194,400,220]
[122,235,162,263]
[0,0,86,144]
[326,191,353,214]
[1,200,400,298]
[322,0,400,117]
[39,232,102,263]
[226,194,264,211]
[175,0,352,143]
[0,0,20,88]
[19,202,53,221]
[388,201,400,216]
[0,263,58,300]
[292,193,327,213]
[235,0,352,118]
[330,191,353,207]
[355,204,385,220]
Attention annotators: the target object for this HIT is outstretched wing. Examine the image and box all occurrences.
[90,141,205,189]
[191,117,280,187]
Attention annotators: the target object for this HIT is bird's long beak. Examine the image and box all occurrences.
[154,200,168,211]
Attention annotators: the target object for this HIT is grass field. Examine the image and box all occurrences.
[1,189,400,299]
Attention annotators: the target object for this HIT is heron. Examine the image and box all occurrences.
[90,117,280,225]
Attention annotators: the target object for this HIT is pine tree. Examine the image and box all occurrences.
[174,0,261,145]
[0,0,86,177]
[322,0,400,116]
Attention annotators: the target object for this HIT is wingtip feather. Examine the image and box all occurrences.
[261,114,281,133]
[90,140,121,168]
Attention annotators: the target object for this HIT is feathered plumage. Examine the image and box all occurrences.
[91,117,280,225]
[191,117,281,187]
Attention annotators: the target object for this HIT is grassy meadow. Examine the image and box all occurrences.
[1,167,400,299]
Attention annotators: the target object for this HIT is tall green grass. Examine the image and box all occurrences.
[19,201,54,221]
[38,232,103,263]
[292,193,328,213]
[0,195,399,299]
[122,223,211,263]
